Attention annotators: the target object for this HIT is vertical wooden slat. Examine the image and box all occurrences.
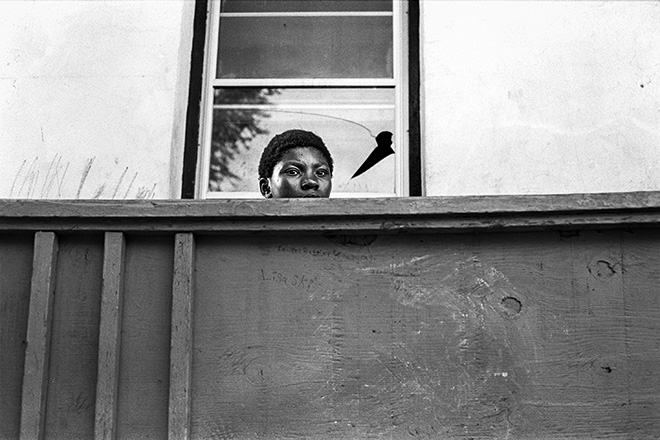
[20,231,58,440]
[94,232,126,440]
[169,233,195,440]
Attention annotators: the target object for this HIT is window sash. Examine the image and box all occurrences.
[197,0,408,198]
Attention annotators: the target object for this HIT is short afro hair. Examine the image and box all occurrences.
[258,129,334,179]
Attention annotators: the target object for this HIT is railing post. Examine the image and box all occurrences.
[20,231,58,440]
[94,232,126,440]
[169,233,195,440]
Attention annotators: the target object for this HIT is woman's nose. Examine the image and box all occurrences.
[301,175,319,190]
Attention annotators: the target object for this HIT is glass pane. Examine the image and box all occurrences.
[217,16,393,79]
[208,88,396,195]
[221,0,392,13]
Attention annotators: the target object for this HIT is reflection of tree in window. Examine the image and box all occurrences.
[209,88,279,190]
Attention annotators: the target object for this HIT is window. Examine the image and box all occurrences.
[192,0,414,198]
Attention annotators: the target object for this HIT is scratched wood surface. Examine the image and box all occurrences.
[2,195,660,439]
[191,230,660,439]
[0,234,34,440]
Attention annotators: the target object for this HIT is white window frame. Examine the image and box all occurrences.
[196,0,409,199]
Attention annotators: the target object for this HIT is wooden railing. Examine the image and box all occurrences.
[2,193,660,439]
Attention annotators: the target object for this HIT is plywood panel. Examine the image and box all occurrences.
[44,234,103,440]
[499,230,634,437]
[116,235,173,439]
[191,231,660,439]
[614,229,660,436]
[1,197,659,439]
[0,234,34,440]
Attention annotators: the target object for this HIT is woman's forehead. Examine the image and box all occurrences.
[279,147,329,165]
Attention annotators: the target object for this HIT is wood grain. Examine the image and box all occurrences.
[2,193,660,233]
[190,231,660,439]
[4,196,660,439]
[20,232,58,440]
[4,192,660,217]
[95,232,126,440]
[169,233,195,440]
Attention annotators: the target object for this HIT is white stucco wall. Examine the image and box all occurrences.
[3,1,658,199]
[0,0,194,199]
[421,0,660,196]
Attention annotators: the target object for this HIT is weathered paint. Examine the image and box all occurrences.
[2,197,660,438]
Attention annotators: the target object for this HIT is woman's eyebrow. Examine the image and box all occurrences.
[280,160,329,169]
[281,160,304,166]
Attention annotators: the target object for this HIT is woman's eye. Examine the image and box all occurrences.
[317,169,329,177]
[284,168,300,176]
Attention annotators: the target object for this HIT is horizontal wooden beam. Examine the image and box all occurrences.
[1,192,660,232]
[4,192,660,217]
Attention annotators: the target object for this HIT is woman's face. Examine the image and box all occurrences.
[262,147,332,198]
